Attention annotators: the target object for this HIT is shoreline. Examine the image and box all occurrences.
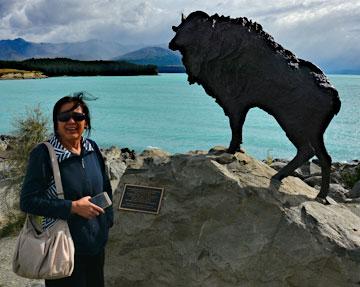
[0,134,359,164]
[0,73,165,80]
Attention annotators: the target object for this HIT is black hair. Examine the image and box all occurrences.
[53,91,96,138]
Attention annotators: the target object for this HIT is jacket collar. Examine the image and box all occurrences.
[48,135,94,163]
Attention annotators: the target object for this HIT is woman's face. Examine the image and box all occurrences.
[56,102,87,143]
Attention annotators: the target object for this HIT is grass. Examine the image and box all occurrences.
[0,212,26,238]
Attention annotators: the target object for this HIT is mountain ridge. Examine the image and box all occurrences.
[0,38,142,61]
[114,46,184,72]
[114,46,182,65]
[0,38,358,74]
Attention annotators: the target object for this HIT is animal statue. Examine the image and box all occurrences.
[169,11,341,201]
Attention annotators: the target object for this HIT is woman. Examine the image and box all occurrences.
[20,92,113,287]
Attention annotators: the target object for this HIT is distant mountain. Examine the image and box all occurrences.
[319,59,360,75]
[328,69,360,75]
[0,38,41,60]
[0,38,143,60]
[3,38,356,74]
[114,46,181,65]
[114,47,185,72]
[0,39,185,72]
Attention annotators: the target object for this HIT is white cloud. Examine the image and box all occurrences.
[262,0,360,68]
[0,0,20,17]
[0,0,359,70]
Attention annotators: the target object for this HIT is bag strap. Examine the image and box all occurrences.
[42,142,65,199]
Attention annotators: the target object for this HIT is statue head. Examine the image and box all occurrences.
[169,11,212,83]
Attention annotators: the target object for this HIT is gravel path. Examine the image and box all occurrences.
[0,236,44,287]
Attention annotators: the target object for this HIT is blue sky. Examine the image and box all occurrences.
[0,0,359,71]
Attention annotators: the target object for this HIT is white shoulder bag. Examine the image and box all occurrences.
[12,142,75,279]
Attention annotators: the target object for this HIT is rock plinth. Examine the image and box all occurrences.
[349,181,360,199]
[105,151,360,287]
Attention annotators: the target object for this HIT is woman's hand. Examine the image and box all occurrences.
[71,196,104,219]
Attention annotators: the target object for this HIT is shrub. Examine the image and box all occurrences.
[341,166,360,189]
[265,149,273,166]
[0,105,49,238]
[6,105,49,187]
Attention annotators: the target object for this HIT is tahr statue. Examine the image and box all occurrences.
[169,11,341,201]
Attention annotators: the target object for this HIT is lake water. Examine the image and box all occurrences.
[0,74,359,161]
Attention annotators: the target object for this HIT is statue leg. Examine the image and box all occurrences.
[312,136,332,199]
[227,110,247,154]
[272,144,314,181]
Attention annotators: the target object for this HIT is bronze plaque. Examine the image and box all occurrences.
[119,184,164,214]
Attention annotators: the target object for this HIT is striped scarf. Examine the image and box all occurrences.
[41,135,94,230]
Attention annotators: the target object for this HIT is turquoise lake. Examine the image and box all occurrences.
[0,73,359,161]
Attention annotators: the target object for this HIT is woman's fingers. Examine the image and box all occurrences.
[90,202,105,214]
[72,196,105,219]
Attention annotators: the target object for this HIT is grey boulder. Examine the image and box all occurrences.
[105,151,360,287]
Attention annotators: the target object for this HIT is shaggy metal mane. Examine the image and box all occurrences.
[208,13,336,91]
[210,13,297,62]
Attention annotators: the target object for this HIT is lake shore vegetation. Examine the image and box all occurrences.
[0,58,158,77]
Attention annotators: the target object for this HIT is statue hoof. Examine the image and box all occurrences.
[271,174,284,182]
[315,196,330,205]
[227,145,243,154]
[226,148,237,154]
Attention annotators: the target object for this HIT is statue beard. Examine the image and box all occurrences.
[183,53,203,85]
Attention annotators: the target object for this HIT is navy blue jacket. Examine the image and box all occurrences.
[20,136,113,255]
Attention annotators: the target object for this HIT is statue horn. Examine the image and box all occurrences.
[181,13,186,22]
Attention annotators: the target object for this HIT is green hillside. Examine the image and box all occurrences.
[0,58,158,76]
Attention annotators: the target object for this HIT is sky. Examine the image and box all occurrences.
[0,0,359,71]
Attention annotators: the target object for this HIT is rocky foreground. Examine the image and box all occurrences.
[0,141,360,286]
[104,147,360,287]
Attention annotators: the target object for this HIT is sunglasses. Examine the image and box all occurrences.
[57,111,86,122]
